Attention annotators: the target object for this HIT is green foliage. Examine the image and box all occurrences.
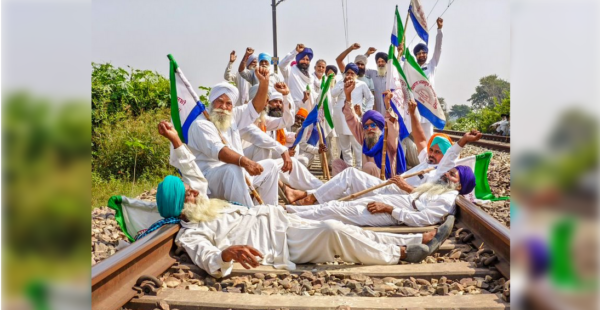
[467,74,510,109]
[92,62,170,152]
[92,108,176,181]
[452,94,510,133]
[449,104,472,119]
[198,85,212,104]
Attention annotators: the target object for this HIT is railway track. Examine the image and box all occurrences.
[91,197,510,309]
[434,129,510,153]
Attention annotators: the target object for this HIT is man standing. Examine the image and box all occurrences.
[224,50,250,106]
[335,43,374,96]
[404,17,444,141]
[364,49,389,115]
[279,44,317,112]
[331,64,374,171]
[312,59,327,92]
[183,67,280,207]
[238,48,284,88]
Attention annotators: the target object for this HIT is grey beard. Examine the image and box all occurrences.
[298,63,310,76]
[268,109,283,117]
[377,67,387,77]
[291,124,301,132]
[365,130,382,149]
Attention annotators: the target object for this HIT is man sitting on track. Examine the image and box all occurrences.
[156,119,454,278]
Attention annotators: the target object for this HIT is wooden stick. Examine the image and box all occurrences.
[380,120,388,180]
[316,123,331,180]
[338,166,436,202]
[202,110,264,204]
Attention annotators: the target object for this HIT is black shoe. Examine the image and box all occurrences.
[426,215,455,255]
[404,244,430,263]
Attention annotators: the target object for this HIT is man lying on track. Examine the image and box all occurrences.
[157,120,453,278]
[284,128,482,212]
[285,164,475,227]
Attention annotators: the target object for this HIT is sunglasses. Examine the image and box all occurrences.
[363,123,378,130]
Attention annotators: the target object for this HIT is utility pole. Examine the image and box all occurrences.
[271,0,286,74]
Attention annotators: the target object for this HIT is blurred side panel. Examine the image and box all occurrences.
[2,0,91,309]
[511,0,599,309]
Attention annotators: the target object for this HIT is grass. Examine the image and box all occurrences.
[92,174,163,209]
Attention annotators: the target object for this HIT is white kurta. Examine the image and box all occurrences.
[240,126,323,191]
[176,204,417,278]
[185,102,279,206]
[279,49,318,113]
[287,188,457,227]
[330,79,374,135]
[417,29,443,140]
[224,61,250,106]
[312,143,464,203]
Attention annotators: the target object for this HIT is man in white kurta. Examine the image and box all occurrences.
[279,44,318,113]
[238,50,285,88]
[289,126,483,208]
[183,70,279,207]
[331,63,374,170]
[240,87,323,191]
[223,50,250,106]
[158,121,431,278]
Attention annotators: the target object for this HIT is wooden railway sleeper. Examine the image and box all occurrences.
[133,275,163,297]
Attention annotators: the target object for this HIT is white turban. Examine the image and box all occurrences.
[246,55,258,67]
[209,82,239,105]
[269,90,283,102]
[248,85,259,100]
[355,54,368,65]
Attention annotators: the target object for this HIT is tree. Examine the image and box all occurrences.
[467,74,510,109]
[449,104,471,119]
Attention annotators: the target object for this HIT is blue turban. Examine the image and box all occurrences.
[361,110,385,130]
[344,63,359,74]
[325,65,338,75]
[295,48,314,63]
[455,165,476,195]
[156,175,185,218]
[375,52,388,63]
[413,43,429,55]
[431,136,452,155]
[258,53,272,65]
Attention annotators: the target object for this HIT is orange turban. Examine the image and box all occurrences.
[296,108,308,118]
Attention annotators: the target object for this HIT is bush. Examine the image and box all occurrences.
[451,94,510,133]
[92,108,176,181]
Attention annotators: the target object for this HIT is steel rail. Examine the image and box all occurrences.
[91,224,180,310]
[455,195,510,279]
[435,129,511,144]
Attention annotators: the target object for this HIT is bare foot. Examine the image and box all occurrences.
[422,229,437,244]
[293,193,317,205]
[284,185,307,203]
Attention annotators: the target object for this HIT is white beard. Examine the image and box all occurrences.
[182,196,229,223]
[412,179,459,197]
[209,108,233,131]
[377,67,387,77]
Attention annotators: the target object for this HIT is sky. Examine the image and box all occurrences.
[92,0,510,109]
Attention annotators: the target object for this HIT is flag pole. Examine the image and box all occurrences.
[316,123,331,180]
[399,11,410,53]
[339,166,435,201]
[380,121,388,180]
